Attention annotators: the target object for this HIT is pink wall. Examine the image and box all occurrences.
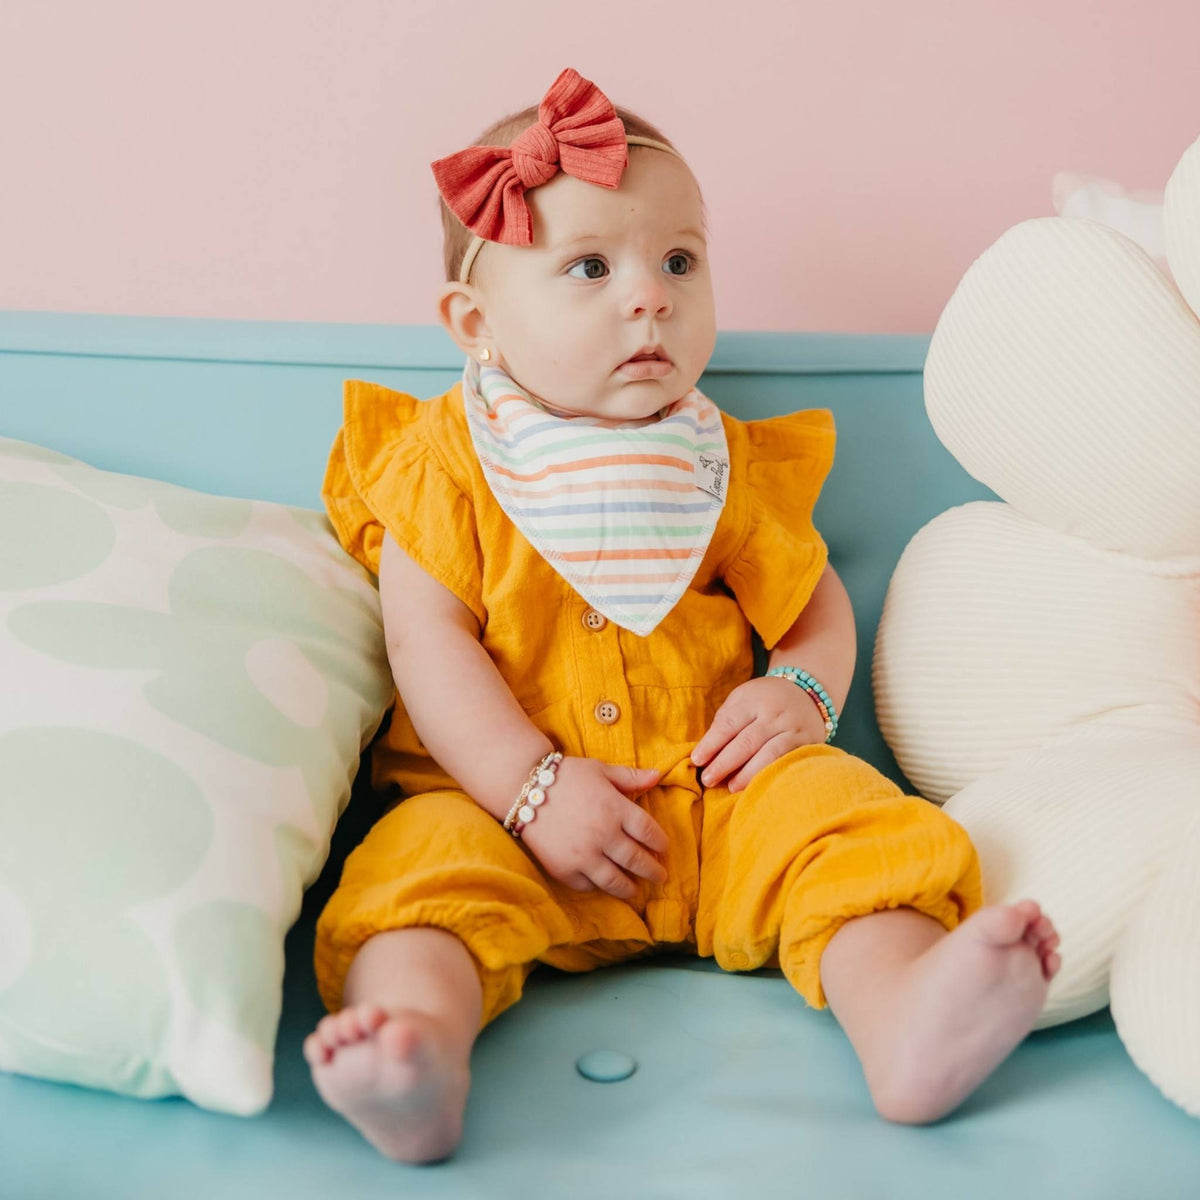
[2,0,1197,333]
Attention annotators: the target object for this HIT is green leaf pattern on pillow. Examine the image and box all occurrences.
[0,728,212,1096]
[0,482,116,589]
[10,547,383,821]
[0,438,393,1114]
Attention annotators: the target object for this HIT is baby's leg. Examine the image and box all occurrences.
[307,788,631,1161]
[821,902,1060,1124]
[303,927,481,1163]
[697,744,1061,1123]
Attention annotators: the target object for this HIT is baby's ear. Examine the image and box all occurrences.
[437,281,493,359]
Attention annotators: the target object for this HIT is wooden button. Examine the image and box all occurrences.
[582,608,608,631]
[593,700,620,725]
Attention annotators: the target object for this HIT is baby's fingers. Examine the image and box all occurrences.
[606,835,668,884]
[622,804,669,855]
[697,722,765,789]
[725,732,803,793]
[691,701,753,767]
[588,858,639,900]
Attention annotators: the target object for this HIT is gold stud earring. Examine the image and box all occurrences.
[479,347,492,362]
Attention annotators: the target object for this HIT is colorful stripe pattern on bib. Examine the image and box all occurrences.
[463,362,729,636]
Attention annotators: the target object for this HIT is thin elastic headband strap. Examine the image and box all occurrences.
[457,136,681,285]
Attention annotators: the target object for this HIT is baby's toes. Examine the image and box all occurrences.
[1026,913,1056,944]
[317,1011,356,1048]
[1034,924,1062,979]
[1026,915,1059,955]
[302,1031,331,1066]
[334,1008,372,1044]
[972,901,1038,947]
[350,1003,389,1039]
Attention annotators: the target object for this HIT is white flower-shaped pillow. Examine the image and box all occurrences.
[874,134,1200,1116]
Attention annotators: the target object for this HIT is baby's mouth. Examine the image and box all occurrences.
[624,345,668,363]
[618,347,673,378]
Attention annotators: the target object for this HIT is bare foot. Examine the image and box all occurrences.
[303,1003,471,1163]
[861,901,1061,1124]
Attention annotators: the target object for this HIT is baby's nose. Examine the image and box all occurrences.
[626,270,672,319]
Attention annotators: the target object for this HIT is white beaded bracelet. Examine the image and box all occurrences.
[503,750,563,839]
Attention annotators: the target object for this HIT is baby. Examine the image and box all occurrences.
[302,68,1061,1163]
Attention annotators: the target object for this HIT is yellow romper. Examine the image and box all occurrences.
[315,381,982,1024]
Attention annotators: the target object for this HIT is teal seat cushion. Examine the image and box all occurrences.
[5,895,1198,1199]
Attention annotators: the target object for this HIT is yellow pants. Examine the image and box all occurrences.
[315,745,982,1025]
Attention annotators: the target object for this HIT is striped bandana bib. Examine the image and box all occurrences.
[463,361,730,636]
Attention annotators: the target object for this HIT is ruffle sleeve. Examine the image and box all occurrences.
[722,409,836,650]
[322,381,486,625]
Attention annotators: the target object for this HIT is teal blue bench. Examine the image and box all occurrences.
[2,312,1196,1199]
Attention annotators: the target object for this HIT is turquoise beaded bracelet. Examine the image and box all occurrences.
[765,666,839,743]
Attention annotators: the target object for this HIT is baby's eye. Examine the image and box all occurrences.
[567,257,609,280]
[663,252,694,277]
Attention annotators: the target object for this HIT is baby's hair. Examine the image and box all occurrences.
[440,104,681,283]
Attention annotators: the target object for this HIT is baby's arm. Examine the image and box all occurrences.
[378,533,668,897]
[692,563,856,791]
[766,560,856,706]
[378,532,551,820]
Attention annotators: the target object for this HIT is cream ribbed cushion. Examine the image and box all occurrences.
[1111,810,1200,1116]
[874,133,1200,1115]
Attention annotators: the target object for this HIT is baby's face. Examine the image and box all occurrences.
[474,148,716,420]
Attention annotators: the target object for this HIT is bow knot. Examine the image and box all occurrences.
[510,122,561,188]
[432,68,629,248]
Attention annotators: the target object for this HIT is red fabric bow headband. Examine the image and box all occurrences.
[432,68,678,283]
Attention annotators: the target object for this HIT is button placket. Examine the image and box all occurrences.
[571,604,635,761]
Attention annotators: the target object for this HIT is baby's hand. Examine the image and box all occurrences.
[518,758,667,900]
[691,675,827,793]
